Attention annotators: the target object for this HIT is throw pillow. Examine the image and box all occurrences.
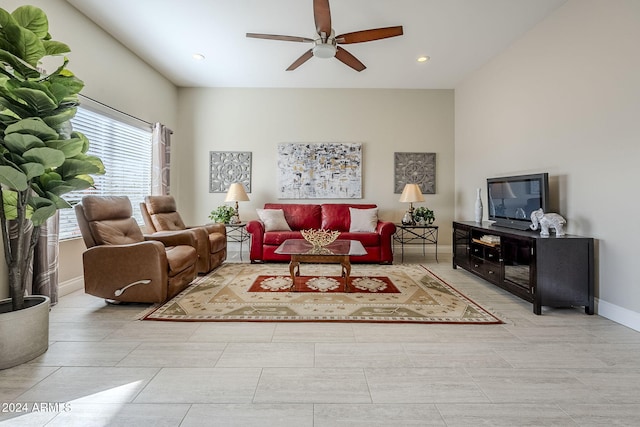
[349,207,378,232]
[257,209,292,231]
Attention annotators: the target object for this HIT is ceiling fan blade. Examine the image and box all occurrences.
[336,26,404,44]
[313,0,332,39]
[246,33,314,43]
[286,49,314,71]
[335,46,366,72]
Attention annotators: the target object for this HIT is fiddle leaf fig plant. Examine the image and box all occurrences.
[0,5,105,311]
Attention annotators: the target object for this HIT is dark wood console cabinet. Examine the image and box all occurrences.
[453,221,594,315]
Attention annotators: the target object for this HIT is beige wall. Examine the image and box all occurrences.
[0,0,178,298]
[173,88,455,243]
[455,0,640,324]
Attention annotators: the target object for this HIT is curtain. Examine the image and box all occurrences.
[9,212,59,305]
[31,212,59,305]
[152,122,172,196]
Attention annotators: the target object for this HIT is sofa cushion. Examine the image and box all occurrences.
[264,203,322,230]
[321,204,378,232]
[349,207,378,232]
[257,209,292,231]
[263,231,303,246]
[338,232,380,247]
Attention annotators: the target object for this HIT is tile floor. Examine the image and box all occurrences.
[2,247,640,426]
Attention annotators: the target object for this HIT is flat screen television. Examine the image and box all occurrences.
[487,173,549,230]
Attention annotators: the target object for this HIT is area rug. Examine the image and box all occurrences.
[249,275,400,293]
[140,263,503,324]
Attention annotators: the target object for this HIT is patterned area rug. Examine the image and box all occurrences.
[249,275,400,293]
[141,263,503,324]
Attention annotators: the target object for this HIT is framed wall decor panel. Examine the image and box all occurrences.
[209,151,252,193]
[277,143,362,199]
[394,152,436,194]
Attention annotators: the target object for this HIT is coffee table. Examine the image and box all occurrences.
[274,239,367,292]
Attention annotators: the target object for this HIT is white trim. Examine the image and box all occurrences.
[596,298,640,332]
[59,276,84,297]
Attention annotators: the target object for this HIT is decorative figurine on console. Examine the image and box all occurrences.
[530,209,566,236]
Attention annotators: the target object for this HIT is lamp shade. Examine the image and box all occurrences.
[399,183,425,203]
[224,183,250,202]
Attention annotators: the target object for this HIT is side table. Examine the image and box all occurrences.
[225,223,250,260]
[393,224,439,263]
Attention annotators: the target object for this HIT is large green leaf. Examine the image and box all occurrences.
[42,40,70,56]
[22,146,65,169]
[42,106,76,127]
[0,8,17,28]
[0,189,32,220]
[59,154,104,180]
[0,49,41,79]
[19,162,45,180]
[5,117,58,141]
[45,137,83,158]
[12,6,49,39]
[9,86,58,115]
[72,131,90,153]
[42,180,74,196]
[39,171,61,188]
[1,189,18,220]
[2,22,46,66]
[0,92,32,118]
[45,191,71,209]
[2,132,45,154]
[63,177,94,192]
[0,165,28,191]
[30,204,56,226]
[0,113,19,128]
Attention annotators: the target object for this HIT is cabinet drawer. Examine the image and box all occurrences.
[470,257,502,284]
[485,247,501,263]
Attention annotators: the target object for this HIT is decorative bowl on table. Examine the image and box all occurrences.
[301,229,340,249]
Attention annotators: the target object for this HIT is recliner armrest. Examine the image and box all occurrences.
[189,223,226,237]
[82,241,169,302]
[145,230,197,247]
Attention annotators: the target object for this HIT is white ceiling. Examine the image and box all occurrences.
[65,0,566,89]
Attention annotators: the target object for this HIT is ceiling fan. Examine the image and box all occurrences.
[246,0,403,72]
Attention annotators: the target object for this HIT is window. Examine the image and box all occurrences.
[59,99,153,240]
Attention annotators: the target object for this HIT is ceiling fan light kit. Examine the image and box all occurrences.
[312,42,336,58]
[246,0,403,71]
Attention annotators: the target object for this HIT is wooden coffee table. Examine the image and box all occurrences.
[274,239,367,292]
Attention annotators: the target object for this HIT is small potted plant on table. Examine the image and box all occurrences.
[209,205,236,224]
[413,207,435,225]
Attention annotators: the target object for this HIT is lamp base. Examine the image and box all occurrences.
[401,211,414,225]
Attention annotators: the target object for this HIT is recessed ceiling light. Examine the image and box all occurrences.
[192,53,205,61]
[417,56,430,63]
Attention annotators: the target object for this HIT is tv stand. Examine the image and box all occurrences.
[490,221,532,231]
[453,221,594,315]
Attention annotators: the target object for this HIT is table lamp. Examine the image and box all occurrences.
[399,183,424,225]
[224,183,250,223]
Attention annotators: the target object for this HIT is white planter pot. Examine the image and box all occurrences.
[0,296,50,370]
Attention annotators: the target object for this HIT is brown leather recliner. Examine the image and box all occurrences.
[140,195,227,274]
[75,196,198,303]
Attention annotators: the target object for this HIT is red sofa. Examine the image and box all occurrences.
[246,203,396,264]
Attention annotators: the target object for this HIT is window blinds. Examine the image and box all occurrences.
[59,103,153,240]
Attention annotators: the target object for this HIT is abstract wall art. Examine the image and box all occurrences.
[394,152,436,194]
[277,143,362,199]
[209,151,252,193]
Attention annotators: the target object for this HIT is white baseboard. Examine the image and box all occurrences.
[596,298,640,332]
[58,276,84,297]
